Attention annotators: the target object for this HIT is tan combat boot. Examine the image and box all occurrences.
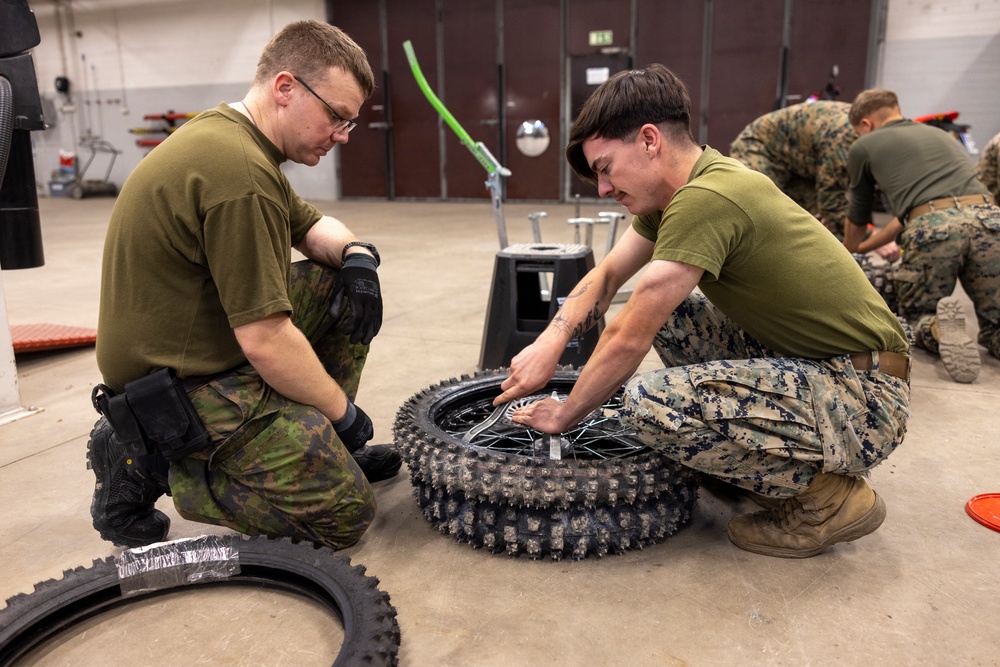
[934,296,980,383]
[727,473,886,558]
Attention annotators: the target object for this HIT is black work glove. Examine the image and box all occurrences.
[332,400,374,453]
[330,253,382,345]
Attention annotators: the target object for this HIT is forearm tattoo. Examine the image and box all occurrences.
[550,280,601,339]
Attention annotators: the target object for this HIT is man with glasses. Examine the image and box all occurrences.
[90,20,400,550]
[294,75,358,134]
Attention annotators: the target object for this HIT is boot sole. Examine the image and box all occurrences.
[936,297,980,383]
[729,492,887,559]
[87,425,170,548]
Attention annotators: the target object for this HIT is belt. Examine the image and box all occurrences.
[850,351,910,381]
[906,194,996,222]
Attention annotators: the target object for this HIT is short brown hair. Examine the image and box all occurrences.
[254,20,374,98]
[566,64,695,185]
[849,89,899,126]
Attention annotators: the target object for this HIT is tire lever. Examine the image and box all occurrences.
[462,402,509,444]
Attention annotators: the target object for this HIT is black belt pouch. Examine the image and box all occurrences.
[125,368,212,461]
[93,388,147,457]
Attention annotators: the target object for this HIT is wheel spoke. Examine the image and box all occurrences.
[437,386,649,461]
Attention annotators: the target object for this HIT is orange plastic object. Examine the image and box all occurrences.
[10,324,97,353]
[913,110,959,123]
[965,493,1000,533]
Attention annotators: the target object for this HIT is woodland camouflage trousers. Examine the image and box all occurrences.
[618,291,910,498]
[169,260,375,549]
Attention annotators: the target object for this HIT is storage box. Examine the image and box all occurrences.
[48,180,74,197]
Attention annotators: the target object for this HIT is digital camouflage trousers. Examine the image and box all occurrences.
[618,291,910,498]
[893,204,1000,358]
[169,260,375,549]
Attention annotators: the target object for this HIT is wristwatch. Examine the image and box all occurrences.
[341,241,380,267]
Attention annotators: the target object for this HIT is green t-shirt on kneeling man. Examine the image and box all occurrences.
[632,147,908,359]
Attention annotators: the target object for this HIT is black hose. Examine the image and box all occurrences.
[0,75,13,187]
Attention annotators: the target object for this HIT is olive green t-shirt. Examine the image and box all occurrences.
[96,104,321,391]
[633,147,908,359]
[847,118,989,225]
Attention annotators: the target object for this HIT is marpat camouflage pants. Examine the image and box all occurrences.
[893,204,1000,358]
[169,260,375,549]
[618,291,910,498]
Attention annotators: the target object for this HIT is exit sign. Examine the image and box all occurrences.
[589,30,613,46]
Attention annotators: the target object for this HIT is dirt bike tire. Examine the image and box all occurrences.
[0,536,400,666]
[415,480,697,560]
[393,368,698,559]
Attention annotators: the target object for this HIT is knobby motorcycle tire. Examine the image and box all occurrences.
[415,481,696,560]
[394,368,698,559]
[0,536,400,666]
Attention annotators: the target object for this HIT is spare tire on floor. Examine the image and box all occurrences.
[0,535,400,666]
[393,368,698,560]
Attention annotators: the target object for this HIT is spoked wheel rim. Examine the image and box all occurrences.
[433,385,650,461]
[395,368,698,510]
[393,369,700,559]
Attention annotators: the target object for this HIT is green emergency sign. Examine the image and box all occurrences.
[589,30,613,46]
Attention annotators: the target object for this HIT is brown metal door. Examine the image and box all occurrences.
[567,53,631,199]
[440,1,500,200]
[502,0,561,201]
[386,0,443,198]
[330,7,390,198]
[635,0,705,141]
[785,0,872,106]
[705,0,786,152]
[332,0,874,201]
[566,0,631,199]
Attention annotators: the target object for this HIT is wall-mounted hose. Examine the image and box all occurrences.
[0,75,13,188]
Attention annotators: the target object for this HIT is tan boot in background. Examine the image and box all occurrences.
[727,473,886,558]
[934,296,981,383]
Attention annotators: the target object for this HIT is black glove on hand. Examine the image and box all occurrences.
[332,400,374,453]
[330,253,382,345]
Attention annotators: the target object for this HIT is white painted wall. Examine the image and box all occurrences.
[26,0,333,199]
[876,0,1000,155]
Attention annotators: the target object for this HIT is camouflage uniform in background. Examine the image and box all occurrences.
[169,260,376,549]
[619,291,910,499]
[730,101,900,315]
[977,132,1000,200]
[730,101,855,239]
[895,205,1000,358]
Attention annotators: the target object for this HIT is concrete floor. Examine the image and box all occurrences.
[1,195,998,666]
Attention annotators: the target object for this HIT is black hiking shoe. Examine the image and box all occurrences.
[352,445,402,483]
[87,418,170,548]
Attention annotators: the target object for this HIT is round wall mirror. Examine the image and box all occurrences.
[515,120,550,157]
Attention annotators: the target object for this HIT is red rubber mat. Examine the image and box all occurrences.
[10,324,97,353]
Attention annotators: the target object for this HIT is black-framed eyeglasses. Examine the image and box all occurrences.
[293,75,357,133]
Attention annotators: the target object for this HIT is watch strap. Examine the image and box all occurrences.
[341,241,380,267]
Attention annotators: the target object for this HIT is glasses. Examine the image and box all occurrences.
[293,75,357,133]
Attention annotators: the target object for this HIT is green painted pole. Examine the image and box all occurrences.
[402,40,497,175]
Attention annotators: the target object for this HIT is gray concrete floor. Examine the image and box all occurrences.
[1,196,998,666]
